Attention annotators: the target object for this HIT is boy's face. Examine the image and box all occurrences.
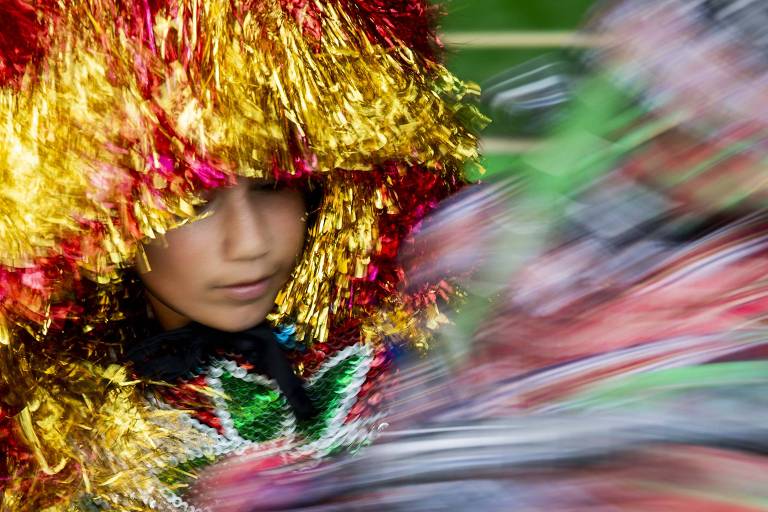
[138,178,307,332]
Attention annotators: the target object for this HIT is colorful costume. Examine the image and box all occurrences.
[0,1,484,509]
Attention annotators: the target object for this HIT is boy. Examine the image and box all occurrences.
[0,0,484,509]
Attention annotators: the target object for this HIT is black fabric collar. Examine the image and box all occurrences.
[126,321,316,421]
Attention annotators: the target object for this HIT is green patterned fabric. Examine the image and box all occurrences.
[157,344,375,492]
[221,374,288,442]
[302,354,366,441]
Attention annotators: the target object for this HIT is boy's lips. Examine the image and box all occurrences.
[216,276,273,301]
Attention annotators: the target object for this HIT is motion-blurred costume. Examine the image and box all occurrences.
[190,1,768,510]
[0,0,484,509]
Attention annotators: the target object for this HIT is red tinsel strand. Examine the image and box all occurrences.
[343,0,442,60]
[0,0,56,88]
[345,162,459,311]
[276,0,440,58]
[0,406,34,471]
[279,0,324,40]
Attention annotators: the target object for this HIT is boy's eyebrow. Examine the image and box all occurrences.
[246,177,281,189]
[243,176,276,184]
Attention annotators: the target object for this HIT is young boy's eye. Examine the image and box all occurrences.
[189,180,287,216]
[193,188,219,214]
[249,180,279,192]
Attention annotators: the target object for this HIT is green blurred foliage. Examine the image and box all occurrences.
[440,0,596,32]
[437,0,598,173]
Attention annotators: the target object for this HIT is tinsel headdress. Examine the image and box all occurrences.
[0,0,483,508]
[1,0,483,343]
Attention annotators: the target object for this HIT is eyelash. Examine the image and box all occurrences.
[193,183,282,212]
[250,183,277,192]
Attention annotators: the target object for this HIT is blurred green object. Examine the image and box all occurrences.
[447,48,550,95]
[440,0,598,175]
[441,0,597,32]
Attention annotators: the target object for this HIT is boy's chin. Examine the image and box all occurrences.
[197,305,274,333]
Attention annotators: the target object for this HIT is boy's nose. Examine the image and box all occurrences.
[219,188,270,261]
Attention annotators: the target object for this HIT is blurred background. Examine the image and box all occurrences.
[439,0,596,176]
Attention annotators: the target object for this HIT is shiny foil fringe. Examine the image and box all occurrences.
[0,347,215,511]
[0,0,481,266]
[271,176,380,342]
